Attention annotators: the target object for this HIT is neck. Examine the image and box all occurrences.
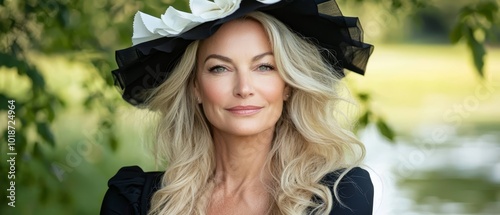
[211,129,273,192]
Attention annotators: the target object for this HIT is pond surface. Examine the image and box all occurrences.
[363,124,500,215]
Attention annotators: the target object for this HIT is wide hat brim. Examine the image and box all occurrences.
[112,0,374,107]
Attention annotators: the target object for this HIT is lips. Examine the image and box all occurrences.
[226,105,263,115]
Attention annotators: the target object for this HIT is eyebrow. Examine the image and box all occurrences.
[204,52,274,63]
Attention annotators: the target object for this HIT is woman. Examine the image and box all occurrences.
[102,0,374,214]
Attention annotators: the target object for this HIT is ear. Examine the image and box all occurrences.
[193,79,202,104]
[283,85,291,101]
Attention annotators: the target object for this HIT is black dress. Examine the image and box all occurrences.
[100,166,374,215]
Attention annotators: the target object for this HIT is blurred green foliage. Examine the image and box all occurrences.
[0,0,498,214]
[340,0,499,78]
[0,0,188,213]
[450,1,499,77]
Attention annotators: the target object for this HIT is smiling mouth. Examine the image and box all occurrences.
[226,106,263,115]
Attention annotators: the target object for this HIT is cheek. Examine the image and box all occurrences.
[259,77,286,100]
[198,79,229,105]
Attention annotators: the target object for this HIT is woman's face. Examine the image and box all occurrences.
[195,19,289,137]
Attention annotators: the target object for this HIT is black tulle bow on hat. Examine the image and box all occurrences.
[112,0,374,107]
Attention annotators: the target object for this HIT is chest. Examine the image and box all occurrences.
[206,188,271,215]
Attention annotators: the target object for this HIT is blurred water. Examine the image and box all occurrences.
[362,124,500,215]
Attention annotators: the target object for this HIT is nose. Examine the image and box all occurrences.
[233,71,254,99]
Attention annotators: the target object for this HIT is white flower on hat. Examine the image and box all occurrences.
[132,0,280,45]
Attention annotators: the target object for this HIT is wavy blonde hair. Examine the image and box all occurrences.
[146,12,365,215]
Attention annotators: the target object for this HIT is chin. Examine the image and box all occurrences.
[216,123,276,137]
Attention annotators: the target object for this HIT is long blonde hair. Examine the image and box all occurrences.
[146,12,365,215]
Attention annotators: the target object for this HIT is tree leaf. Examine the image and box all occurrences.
[109,134,118,152]
[358,111,370,129]
[26,66,46,90]
[459,5,474,19]
[464,27,486,78]
[0,93,9,110]
[449,22,464,44]
[37,122,56,147]
[391,0,402,10]
[0,52,47,89]
[476,1,499,23]
[376,118,395,142]
[33,141,44,159]
[0,52,24,69]
[357,93,370,102]
[46,105,55,122]
[16,131,28,155]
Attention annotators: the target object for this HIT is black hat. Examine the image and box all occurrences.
[112,0,374,107]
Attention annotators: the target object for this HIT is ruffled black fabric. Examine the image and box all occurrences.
[111,0,374,107]
[100,166,373,215]
[322,167,374,214]
[100,166,163,215]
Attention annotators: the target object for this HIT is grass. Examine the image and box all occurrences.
[346,44,500,133]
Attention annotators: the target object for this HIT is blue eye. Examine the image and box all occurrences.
[209,66,228,73]
[258,64,275,71]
